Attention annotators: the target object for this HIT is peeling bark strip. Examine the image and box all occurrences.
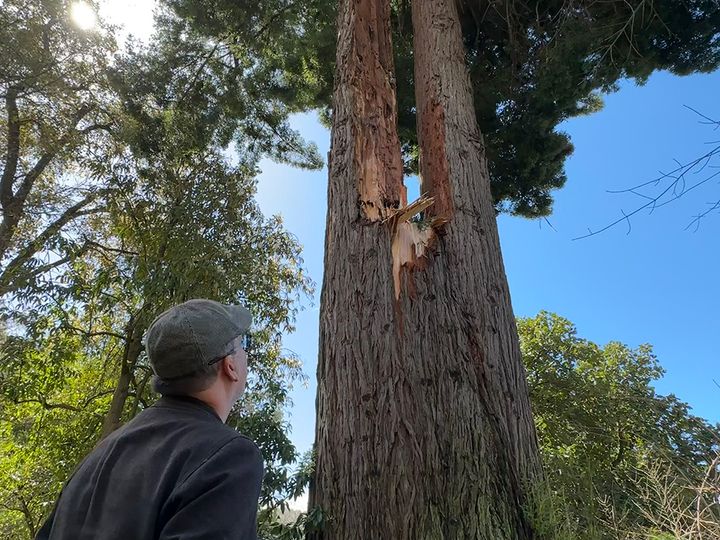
[417,98,453,220]
[348,0,405,220]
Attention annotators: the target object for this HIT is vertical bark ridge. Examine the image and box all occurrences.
[350,0,405,221]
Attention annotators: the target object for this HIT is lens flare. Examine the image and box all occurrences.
[71,2,97,31]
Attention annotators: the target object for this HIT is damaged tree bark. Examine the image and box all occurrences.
[310,0,541,537]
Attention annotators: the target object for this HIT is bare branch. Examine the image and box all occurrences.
[684,105,718,127]
[685,199,720,232]
[575,107,720,240]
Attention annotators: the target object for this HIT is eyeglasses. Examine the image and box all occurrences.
[207,334,252,366]
[240,333,252,351]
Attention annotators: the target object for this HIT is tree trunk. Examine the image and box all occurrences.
[410,0,542,534]
[100,320,143,439]
[310,0,541,537]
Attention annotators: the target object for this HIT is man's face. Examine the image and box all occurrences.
[230,336,248,398]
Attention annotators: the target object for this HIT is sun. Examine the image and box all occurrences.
[71,1,98,31]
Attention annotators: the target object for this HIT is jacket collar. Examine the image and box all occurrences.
[155,394,222,422]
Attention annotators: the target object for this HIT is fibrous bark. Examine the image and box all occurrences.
[310,0,541,537]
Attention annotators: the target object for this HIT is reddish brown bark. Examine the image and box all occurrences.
[417,99,453,221]
[310,0,541,537]
[349,0,405,220]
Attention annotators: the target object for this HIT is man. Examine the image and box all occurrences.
[36,299,264,539]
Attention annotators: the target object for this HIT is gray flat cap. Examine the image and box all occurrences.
[146,299,252,380]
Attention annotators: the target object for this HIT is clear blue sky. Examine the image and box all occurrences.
[255,69,720,457]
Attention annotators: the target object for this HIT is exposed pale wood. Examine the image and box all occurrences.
[385,195,435,226]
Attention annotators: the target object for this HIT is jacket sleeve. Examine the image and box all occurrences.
[158,436,264,540]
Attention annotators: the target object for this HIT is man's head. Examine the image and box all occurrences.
[145,299,252,418]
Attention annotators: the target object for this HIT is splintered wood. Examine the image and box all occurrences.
[391,220,434,299]
[389,195,439,299]
[342,0,453,297]
[351,0,405,221]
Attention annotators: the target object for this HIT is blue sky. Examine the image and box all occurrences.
[255,69,720,457]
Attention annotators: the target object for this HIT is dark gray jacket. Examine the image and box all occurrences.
[36,395,264,540]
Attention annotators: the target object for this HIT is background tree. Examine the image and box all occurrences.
[394,0,720,216]
[1,1,327,537]
[0,142,313,539]
[0,0,119,296]
[519,312,720,538]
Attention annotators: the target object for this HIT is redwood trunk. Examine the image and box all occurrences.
[310,0,540,537]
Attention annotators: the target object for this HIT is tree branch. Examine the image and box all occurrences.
[15,397,83,413]
[79,122,113,135]
[14,104,94,206]
[1,86,21,208]
[177,44,220,104]
[0,252,75,296]
[0,103,96,257]
[0,193,106,292]
[85,238,138,256]
[14,390,114,415]
[61,323,129,341]
[575,107,720,240]
[253,1,303,41]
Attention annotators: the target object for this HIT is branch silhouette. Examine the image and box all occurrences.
[574,107,720,240]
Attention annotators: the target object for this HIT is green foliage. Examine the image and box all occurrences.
[1,2,320,537]
[525,478,603,540]
[0,0,120,295]
[0,313,115,537]
[118,0,328,169]
[519,312,720,538]
[392,0,720,217]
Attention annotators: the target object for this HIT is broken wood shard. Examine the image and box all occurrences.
[390,195,439,300]
[385,194,434,226]
[392,221,436,299]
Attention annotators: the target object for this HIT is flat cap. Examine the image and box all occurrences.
[146,299,252,380]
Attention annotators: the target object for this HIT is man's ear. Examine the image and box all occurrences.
[222,356,239,382]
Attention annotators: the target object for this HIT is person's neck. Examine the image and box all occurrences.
[191,390,230,423]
